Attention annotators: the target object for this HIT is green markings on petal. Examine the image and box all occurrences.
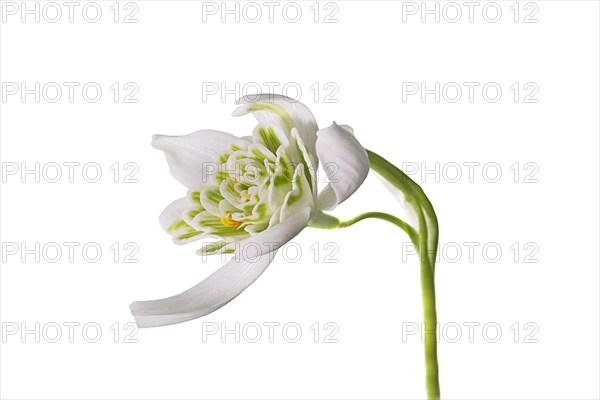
[220,179,240,206]
[247,103,294,132]
[168,220,203,242]
[200,187,224,216]
[175,230,205,241]
[187,208,202,220]
[167,220,190,233]
[292,129,315,193]
[267,165,292,212]
[160,198,207,244]
[214,170,229,183]
[189,191,201,204]
[218,153,230,164]
[249,145,276,163]
[280,164,314,221]
[206,188,223,203]
[257,126,283,154]
[286,177,304,207]
[275,146,295,182]
[194,211,226,229]
[230,143,242,151]
[273,173,288,187]
[211,226,250,238]
[253,201,268,219]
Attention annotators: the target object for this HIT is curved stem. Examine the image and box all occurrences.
[336,211,420,248]
[310,150,441,398]
[332,209,440,398]
[367,150,439,272]
[366,150,441,399]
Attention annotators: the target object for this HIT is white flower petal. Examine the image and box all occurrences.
[152,130,238,189]
[339,124,354,134]
[233,206,311,257]
[130,208,311,328]
[233,94,319,163]
[315,123,369,211]
[315,184,337,211]
[130,254,274,328]
[280,164,314,221]
[159,198,204,244]
[291,128,318,196]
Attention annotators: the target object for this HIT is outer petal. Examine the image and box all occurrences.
[315,123,369,211]
[152,130,239,189]
[130,208,312,328]
[233,94,319,163]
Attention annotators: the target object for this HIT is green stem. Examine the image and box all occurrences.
[333,210,440,399]
[420,250,440,399]
[367,150,439,272]
[366,150,440,399]
[336,211,420,248]
[313,149,441,398]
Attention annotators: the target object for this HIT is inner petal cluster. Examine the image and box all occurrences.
[166,126,315,249]
[198,138,293,235]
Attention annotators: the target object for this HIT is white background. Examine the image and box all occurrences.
[1,1,599,399]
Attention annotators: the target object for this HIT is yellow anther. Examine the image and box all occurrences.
[242,194,252,200]
[220,215,243,228]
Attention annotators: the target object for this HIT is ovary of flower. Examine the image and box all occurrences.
[130,94,370,328]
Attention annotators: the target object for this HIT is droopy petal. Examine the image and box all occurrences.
[130,208,312,328]
[130,254,273,328]
[315,123,369,211]
[152,130,239,189]
[233,94,319,162]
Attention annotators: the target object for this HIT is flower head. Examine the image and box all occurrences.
[131,95,369,328]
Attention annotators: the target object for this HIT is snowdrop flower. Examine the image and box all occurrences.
[130,95,369,328]
[130,94,442,399]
